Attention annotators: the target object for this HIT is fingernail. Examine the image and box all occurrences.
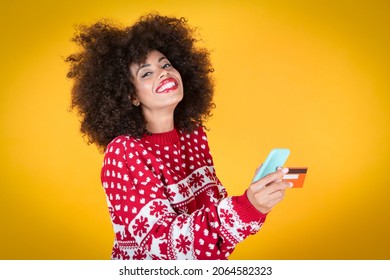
[289,182,293,188]
[282,167,289,174]
[276,166,282,171]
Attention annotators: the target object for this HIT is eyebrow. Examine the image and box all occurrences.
[136,56,167,76]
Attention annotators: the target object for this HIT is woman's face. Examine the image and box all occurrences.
[130,50,184,114]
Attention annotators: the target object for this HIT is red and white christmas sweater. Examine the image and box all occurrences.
[101,125,267,260]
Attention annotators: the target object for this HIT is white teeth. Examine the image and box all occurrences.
[157,81,176,93]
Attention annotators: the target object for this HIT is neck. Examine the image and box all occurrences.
[143,108,175,134]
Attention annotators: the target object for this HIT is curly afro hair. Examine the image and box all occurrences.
[66,13,215,152]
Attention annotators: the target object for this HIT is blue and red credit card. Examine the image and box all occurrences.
[283,168,308,188]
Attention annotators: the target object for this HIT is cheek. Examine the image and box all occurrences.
[134,80,153,98]
[172,70,183,87]
[173,69,182,79]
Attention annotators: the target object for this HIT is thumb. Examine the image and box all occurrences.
[252,164,263,181]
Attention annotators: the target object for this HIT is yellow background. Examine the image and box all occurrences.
[1,0,389,259]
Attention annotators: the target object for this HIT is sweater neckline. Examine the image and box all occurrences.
[142,128,180,146]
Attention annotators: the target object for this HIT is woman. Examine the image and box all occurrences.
[66,13,291,260]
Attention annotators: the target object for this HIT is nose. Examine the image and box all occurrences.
[159,70,169,79]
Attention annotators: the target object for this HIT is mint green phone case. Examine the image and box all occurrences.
[252,148,290,182]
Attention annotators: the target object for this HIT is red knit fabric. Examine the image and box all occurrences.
[101,126,267,259]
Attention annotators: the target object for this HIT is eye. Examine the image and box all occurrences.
[162,63,172,69]
[141,71,152,78]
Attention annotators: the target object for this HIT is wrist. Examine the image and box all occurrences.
[232,191,268,223]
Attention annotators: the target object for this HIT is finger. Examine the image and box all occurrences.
[267,181,293,193]
[266,189,286,201]
[267,195,286,209]
[275,166,283,182]
[255,164,263,175]
[256,181,291,197]
[257,167,289,188]
[257,185,286,201]
[253,189,286,213]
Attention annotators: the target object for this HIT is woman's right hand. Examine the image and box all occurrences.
[247,167,292,214]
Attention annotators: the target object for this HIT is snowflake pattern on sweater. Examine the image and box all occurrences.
[101,126,267,260]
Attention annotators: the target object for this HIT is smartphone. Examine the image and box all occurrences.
[252,148,290,182]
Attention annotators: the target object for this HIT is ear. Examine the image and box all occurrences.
[129,94,140,106]
[132,99,140,107]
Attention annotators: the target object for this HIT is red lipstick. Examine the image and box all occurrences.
[156,77,178,94]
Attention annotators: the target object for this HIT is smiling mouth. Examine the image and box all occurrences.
[156,78,179,94]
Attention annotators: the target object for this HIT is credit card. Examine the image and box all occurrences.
[283,168,308,188]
